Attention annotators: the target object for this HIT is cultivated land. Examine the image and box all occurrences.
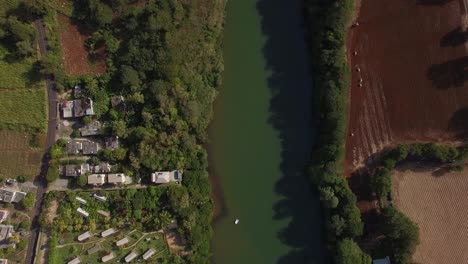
[345,0,468,172]
[57,14,106,76]
[392,162,468,264]
[0,131,45,180]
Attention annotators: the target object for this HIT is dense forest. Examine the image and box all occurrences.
[37,0,225,262]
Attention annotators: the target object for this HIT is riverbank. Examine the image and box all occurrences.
[209,0,323,263]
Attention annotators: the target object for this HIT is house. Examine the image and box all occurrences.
[67,257,81,264]
[66,141,83,155]
[88,174,106,186]
[97,210,110,217]
[116,237,129,247]
[93,193,106,202]
[60,100,74,118]
[143,248,156,260]
[64,164,89,177]
[74,98,95,117]
[102,252,114,263]
[75,197,87,205]
[73,85,82,97]
[151,170,183,184]
[0,211,8,223]
[373,256,391,264]
[0,259,7,264]
[77,231,91,242]
[79,121,101,136]
[0,225,13,242]
[77,208,89,218]
[82,140,101,155]
[105,136,119,149]
[101,228,116,238]
[0,189,26,203]
[124,251,137,263]
[107,173,126,184]
[111,95,125,109]
[91,162,112,173]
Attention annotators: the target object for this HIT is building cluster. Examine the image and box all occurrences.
[60,98,95,119]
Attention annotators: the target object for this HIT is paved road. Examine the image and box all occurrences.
[24,19,58,264]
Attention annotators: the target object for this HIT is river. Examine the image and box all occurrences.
[208,0,324,263]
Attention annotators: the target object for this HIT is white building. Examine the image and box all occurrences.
[116,237,129,247]
[76,208,89,218]
[101,228,116,238]
[77,231,91,242]
[124,251,137,263]
[143,248,156,260]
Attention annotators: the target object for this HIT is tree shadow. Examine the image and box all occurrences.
[440,27,468,47]
[416,0,455,5]
[257,0,325,263]
[427,56,468,89]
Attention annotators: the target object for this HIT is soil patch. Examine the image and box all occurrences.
[392,162,468,264]
[58,14,106,76]
[345,0,468,173]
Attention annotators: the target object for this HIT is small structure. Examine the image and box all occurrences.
[111,95,125,109]
[77,207,89,218]
[88,174,106,186]
[0,189,26,203]
[0,211,8,223]
[107,173,126,184]
[77,231,91,242]
[87,244,101,254]
[0,259,7,264]
[116,237,129,247]
[97,210,110,217]
[143,248,156,260]
[79,120,101,136]
[67,257,81,264]
[102,252,114,263]
[151,170,182,184]
[93,193,107,202]
[61,100,74,118]
[0,225,13,242]
[124,251,137,263]
[74,98,95,117]
[75,197,87,205]
[73,85,82,97]
[66,140,83,155]
[101,228,116,238]
[82,140,101,155]
[64,164,90,177]
[373,256,391,264]
[92,162,112,173]
[105,136,119,149]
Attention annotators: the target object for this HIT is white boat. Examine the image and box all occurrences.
[234,219,239,225]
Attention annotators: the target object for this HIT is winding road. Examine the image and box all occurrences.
[24,19,58,264]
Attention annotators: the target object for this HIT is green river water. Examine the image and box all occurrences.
[209,0,324,263]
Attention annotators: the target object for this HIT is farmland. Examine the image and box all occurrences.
[0,89,46,132]
[0,131,45,180]
[345,0,468,172]
[392,162,468,264]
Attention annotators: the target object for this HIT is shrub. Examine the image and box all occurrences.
[46,165,59,183]
[372,168,392,200]
[335,238,372,264]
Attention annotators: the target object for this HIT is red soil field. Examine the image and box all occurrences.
[345,0,468,174]
[58,14,106,76]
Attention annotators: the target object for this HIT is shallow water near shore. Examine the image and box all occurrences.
[208,0,324,263]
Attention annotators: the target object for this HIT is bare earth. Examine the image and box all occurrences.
[392,162,468,264]
[345,0,468,174]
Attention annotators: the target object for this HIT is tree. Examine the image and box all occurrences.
[334,239,372,264]
[46,165,59,183]
[50,144,64,159]
[372,168,392,200]
[19,220,31,230]
[77,175,87,187]
[329,214,346,237]
[319,186,339,208]
[120,65,140,88]
[83,116,92,125]
[112,120,127,138]
[21,193,36,209]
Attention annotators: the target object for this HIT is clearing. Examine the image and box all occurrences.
[345,0,468,172]
[392,162,468,264]
[58,14,106,76]
[0,131,45,180]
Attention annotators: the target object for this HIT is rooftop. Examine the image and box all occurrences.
[102,252,114,263]
[74,98,94,117]
[77,231,91,242]
[0,225,13,242]
[151,170,183,184]
[116,237,129,246]
[105,136,119,149]
[143,248,156,260]
[67,257,81,264]
[0,189,26,203]
[64,164,89,177]
[79,120,101,136]
[101,228,116,238]
[125,251,137,263]
[66,141,82,155]
[82,140,100,155]
[88,174,106,185]
[108,173,126,184]
[77,208,89,218]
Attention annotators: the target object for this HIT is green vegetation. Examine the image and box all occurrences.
[46,164,59,183]
[21,192,36,209]
[304,0,369,262]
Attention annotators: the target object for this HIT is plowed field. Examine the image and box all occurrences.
[393,162,468,264]
[58,14,106,76]
[345,0,468,172]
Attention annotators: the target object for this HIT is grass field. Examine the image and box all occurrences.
[0,88,47,132]
[0,0,19,16]
[393,162,468,264]
[0,130,45,180]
